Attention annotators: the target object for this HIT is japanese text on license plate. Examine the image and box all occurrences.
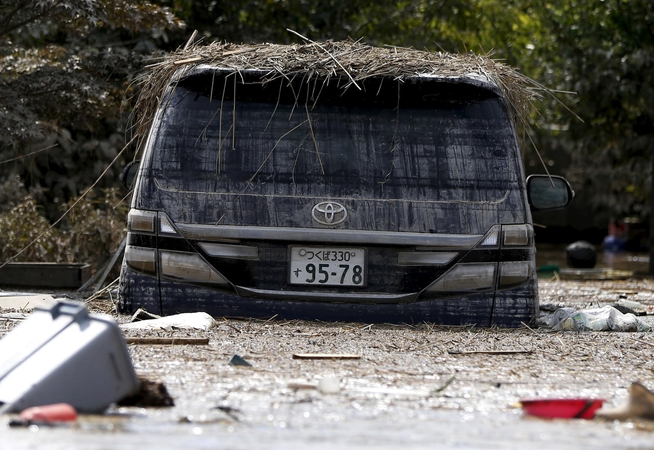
[289,247,366,286]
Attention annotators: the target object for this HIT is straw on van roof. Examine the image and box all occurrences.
[131,39,549,154]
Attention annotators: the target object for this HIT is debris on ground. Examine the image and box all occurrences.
[124,337,209,345]
[448,349,532,355]
[9,403,78,428]
[558,268,634,281]
[614,298,652,315]
[2,279,654,447]
[213,405,242,422]
[434,375,456,393]
[288,379,442,397]
[537,305,650,331]
[565,241,597,269]
[292,353,361,360]
[317,377,341,394]
[120,312,216,331]
[117,377,175,407]
[18,403,77,424]
[228,354,252,367]
[596,382,654,422]
[520,398,604,420]
[287,381,318,391]
[0,312,29,322]
[130,308,161,322]
[350,386,433,397]
[0,291,59,311]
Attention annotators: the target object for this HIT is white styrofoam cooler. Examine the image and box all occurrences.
[0,301,140,413]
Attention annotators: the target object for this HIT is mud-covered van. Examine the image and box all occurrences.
[119,41,573,326]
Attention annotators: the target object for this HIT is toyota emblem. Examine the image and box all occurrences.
[311,202,348,226]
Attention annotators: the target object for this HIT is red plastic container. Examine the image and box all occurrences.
[19,403,78,423]
[520,398,604,419]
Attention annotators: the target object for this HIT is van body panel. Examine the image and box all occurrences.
[119,263,536,326]
[120,67,540,326]
[118,261,161,313]
[136,72,528,232]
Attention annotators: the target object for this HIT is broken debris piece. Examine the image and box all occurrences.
[537,305,650,332]
[287,381,318,390]
[130,308,161,322]
[615,298,650,316]
[213,405,242,422]
[317,377,341,394]
[520,398,604,419]
[229,354,252,367]
[13,403,78,426]
[120,312,216,331]
[596,382,654,421]
[117,377,175,407]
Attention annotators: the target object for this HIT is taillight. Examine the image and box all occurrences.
[127,210,156,234]
[125,209,231,287]
[501,224,533,247]
[476,224,533,249]
[159,214,179,236]
[477,225,500,248]
[127,209,181,237]
[498,261,531,288]
[160,250,230,285]
[423,224,534,295]
[424,263,496,293]
[125,245,157,274]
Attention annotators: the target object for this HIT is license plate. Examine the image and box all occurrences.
[289,247,366,286]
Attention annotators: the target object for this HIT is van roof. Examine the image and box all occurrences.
[132,40,546,151]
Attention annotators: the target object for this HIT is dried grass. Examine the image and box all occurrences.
[130,38,553,156]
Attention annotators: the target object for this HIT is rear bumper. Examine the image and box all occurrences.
[118,265,538,327]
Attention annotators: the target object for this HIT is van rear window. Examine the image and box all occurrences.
[150,73,521,203]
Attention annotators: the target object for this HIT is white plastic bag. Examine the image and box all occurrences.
[540,305,650,332]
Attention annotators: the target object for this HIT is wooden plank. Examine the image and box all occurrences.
[124,337,209,345]
[0,263,91,288]
[292,353,360,360]
[92,237,127,292]
[448,349,532,355]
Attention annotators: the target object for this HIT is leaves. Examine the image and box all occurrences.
[0,0,183,218]
[527,0,654,218]
[0,181,127,267]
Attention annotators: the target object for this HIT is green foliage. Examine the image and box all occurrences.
[0,176,127,268]
[60,187,128,268]
[0,190,63,262]
[525,0,654,219]
[158,0,477,51]
[0,0,183,216]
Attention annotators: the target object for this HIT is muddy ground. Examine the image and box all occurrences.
[3,278,654,449]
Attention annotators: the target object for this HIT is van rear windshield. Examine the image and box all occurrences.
[150,72,521,203]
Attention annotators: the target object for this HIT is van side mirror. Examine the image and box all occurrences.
[120,160,141,190]
[526,175,574,211]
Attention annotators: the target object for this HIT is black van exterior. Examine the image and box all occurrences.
[119,43,572,326]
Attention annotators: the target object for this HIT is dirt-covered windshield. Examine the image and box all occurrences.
[150,72,522,205]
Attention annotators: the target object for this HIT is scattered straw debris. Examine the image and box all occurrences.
[131,38,553,157]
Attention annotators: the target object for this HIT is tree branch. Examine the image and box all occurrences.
[0,0,76,38]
